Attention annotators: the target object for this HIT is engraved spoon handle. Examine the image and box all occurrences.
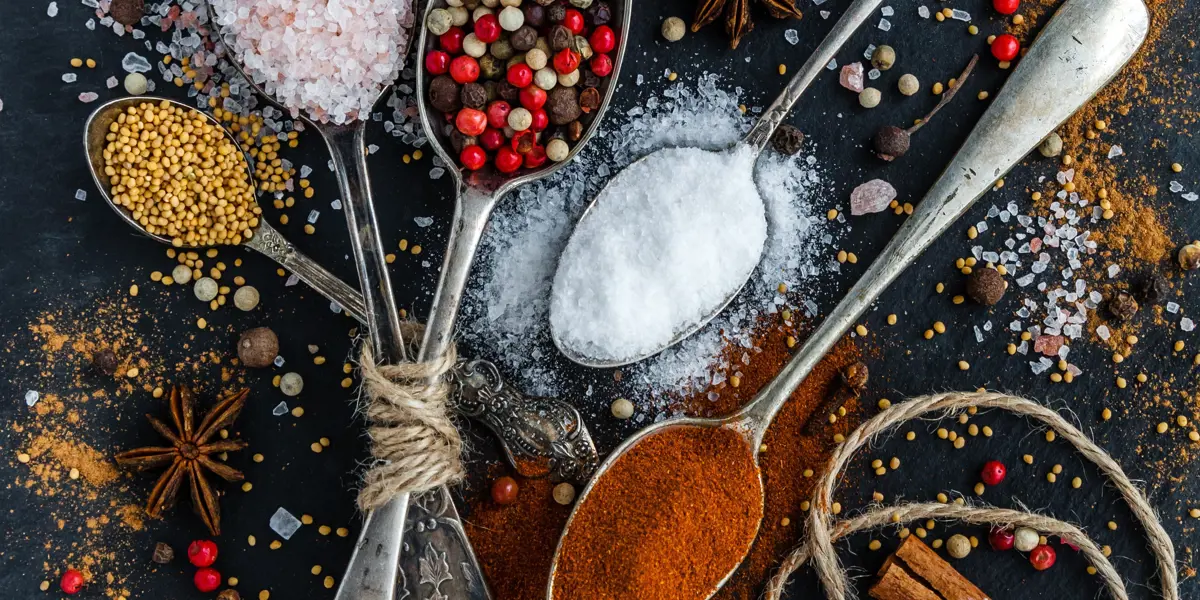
[743,0,884,154]
[244,221,368,318]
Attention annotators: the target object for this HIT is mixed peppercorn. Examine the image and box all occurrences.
[423,0,619,175]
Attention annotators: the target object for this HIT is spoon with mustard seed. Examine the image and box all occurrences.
[548,1,1147,598]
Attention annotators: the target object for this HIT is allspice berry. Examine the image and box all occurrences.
[92,348,119,376]
[1106,291,1139,323]
[547,87,581,125]
[1038,132,1063,157]
[873,125,910,161]
[871,45,896,71]
[109,0,145,27]
[1178,242,1200,271]
[966,267,1006,305]
[1137,271,1169,305]
[428,75,462,113]
[237,327,279,369]
[461,82,488,109]
[946,534,972,559]
[771,124,805,156]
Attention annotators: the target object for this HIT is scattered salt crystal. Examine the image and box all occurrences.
[1107,264,1119,278]
[47,1,58,17]
[1107,145,1124,158]
[1184,192,1199,202]
[878,18,891,31]
[1169,181,1184,193]
[25,390,40,407]
[272,401,289,416]
[550,146,767,363]
[330,302,343,314]
[1017,274,1035,287]
[78,92,99,103]
[1033,335,1064,356]
[881,5,894,16]
[85,18,95,30]
[918,5,930,17]
[1183,318,1196,332]
[367,144,379,154]
[307,210,320,224]
[784,29,799,45]
[974,326,984,343]
[826,58,838,70]
[820,10,831,18]
[850,179,896,215]
[121,52,152,73]
[74,189,87,201]
[839,63,866,91]
[106,76,119,89]
[867,68,881,81]
[1096,324,1110,340]
[330,199,342,210]
[950,9,971,20]
[269,507,302,540]
[414,216,434,228]
[1167,301,1180,313]
[285,274,300,287]
[976,221,988,233]
[62,73,77,83]
[1010,321,1022,331]
[1030,358,1053,375]
[430,167,446,180]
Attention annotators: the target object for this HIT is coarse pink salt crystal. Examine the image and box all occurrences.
[78,92,99,103]
[1029,237,1043,252]
[850,179,896,215]
[839,62,865,93]
[1033,335,1064,357]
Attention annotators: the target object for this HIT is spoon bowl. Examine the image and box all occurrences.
[547,0,1148,596]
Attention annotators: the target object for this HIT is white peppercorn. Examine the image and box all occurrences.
[498,6,524,31]
[472,6,494,21]
[552,482,576,505]
[661,16,686,42]
[897,73,920,96]
[463,33,488,58]
[481,0,499,7]
[534,67,558,90]
[504,108,530,132]
[446,0,463,6]
[280,372,304,397]
[426,8,453,35]
[1038,132,1063,157]
[233,286,260,311]
[546,138,570,162]
[124,72,148,95]
[448,6,469,26]
[557,68,580,87]
[1013,527,1039,552]
[859,87,882,108]
[172,264,193,285]
[193,277,219,302]
[569,0,592,8]
[946,534,971,559]
[499,0,521,6]
[610,397,634,419]
[525,48,548,70]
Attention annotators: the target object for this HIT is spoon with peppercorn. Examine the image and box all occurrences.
[548,0,1148,597]
[549,0,884,369]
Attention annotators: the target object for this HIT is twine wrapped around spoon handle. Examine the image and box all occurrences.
[765,391,1177,600]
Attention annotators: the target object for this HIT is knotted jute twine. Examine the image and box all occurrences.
[765,391,1178,600]
[355,323,465,510]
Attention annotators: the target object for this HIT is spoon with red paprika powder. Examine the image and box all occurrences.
[547,0,1148,597]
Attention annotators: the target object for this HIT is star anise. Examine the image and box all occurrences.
[115,386,248,536]
[692,0,802,49]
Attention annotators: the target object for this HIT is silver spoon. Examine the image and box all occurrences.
[547,0,1148,596]
[84,95,369,320]
[549,0,883,368]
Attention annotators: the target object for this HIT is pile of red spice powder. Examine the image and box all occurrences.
[550,425,764,600]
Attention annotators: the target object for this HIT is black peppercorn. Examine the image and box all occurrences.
[497,80,520,102]
[873,125,910,161]
[523,5,546,27]
[588,1,613,25]
[548,4,567,22]
[770,124,805,156]
[511,25,538,52]
[460,83,488,110]
[549,25,573,51]
[581,70,602,89]
[110,0,144,27]
[478,55,503,80]
[482,81,499,102]
[1106,291,1139,323]
[547,87,582,125]
[92,348,118,375]
[151,542,174,564]
[1136,271,1169,305]
[578,87,600,113]
[429,75,461,113]
[449,129,476,154]
[966,267,1007,305]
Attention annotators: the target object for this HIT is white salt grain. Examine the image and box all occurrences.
[551,145,767,363]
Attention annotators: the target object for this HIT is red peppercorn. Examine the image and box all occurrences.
[589,25,616,54]
[439,26,465,54]
[449,55,480,84]
[60,570,85,595]
[524,145,548,169]
[991,34,1020,61]
[590,53,613,77]
[529,107,549,132]
[460,145,487,170]
[1029,544,1057,570]
[187,540,219,567]
[988,527,1015,551]
[511,130,537,154]
[553,49,581,75]
[456,108,488,136]
[520,86,547,110]
[507,63,534,88]
[425,50,451,75]
[492,472,520,501]
[495,148,523,174]
[980,460,1007,486]
[474,13,501,43]
[993,0,1020,14]
[194,567,222,593]
[480,128,505,151]
[486,101,512,129]
[561,9,585,34]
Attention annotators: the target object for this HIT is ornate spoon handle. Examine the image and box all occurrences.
[244,221,368,318]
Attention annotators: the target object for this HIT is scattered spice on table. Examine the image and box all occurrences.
[552,425,763,600]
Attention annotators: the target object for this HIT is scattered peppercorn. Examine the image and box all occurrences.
[60,570,85,595]
[237,327,279,369]
[966,266,1006,305]
[870,45,896,71]
[1106,291,1139,323]
[1178,243,1200,271]
[897,73,920,96]
[770,124,805,156]
[1038,132,1063,157]
[661,16,686,42]
[946,534,971,559]
[1136,270,1169,304]
[491,476,520,505]
[217,590,241,600]
[109,0,145,27]
[873,125,910,161]
[92,347,119,375]
[152,542,175,564]
[858,87,882,108]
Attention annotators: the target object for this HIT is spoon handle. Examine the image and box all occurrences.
[741,0,1149,445]
[244,222,368,318]
[743,0,884,154]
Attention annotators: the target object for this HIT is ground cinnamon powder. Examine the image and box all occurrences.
[551,425,764,600]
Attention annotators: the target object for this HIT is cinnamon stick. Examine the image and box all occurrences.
[869,562,942,600]
[869,537,990,600]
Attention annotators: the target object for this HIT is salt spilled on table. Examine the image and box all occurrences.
[212,0,409,124]
[550,145,768,364]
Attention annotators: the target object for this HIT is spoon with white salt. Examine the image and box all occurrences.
[550,0,884,368]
